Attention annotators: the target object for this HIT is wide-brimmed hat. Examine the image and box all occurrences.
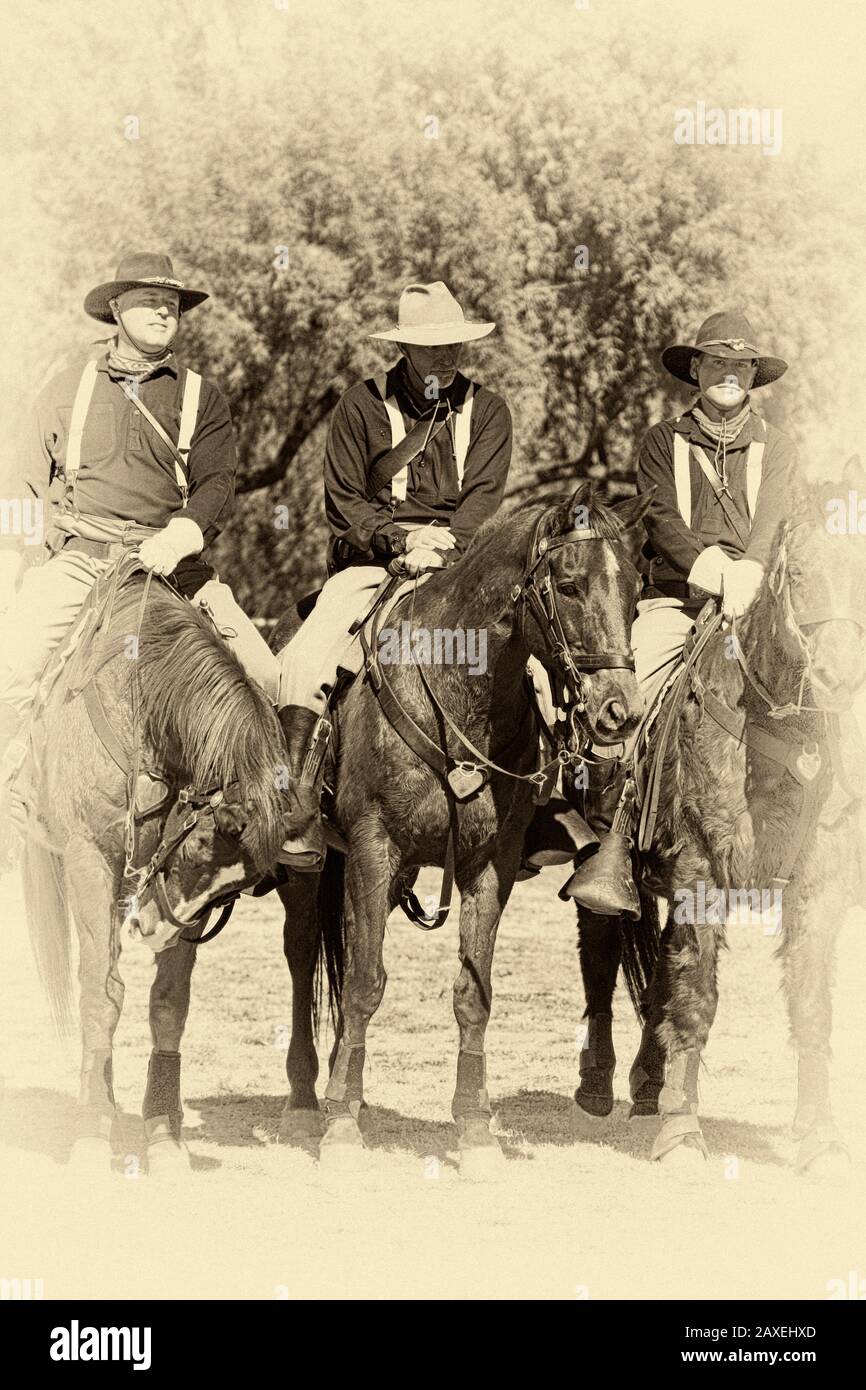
[662,311,788,388]
[370,281,495,345]
[84,251,209,323]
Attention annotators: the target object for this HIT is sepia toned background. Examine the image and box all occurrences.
[1,0,865,1303]
[1,0,864,609]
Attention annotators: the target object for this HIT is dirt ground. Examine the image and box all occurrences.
[1,859,864,1302]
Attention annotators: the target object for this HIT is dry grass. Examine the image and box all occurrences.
[1,863,864,1301]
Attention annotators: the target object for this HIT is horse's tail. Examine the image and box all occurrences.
[313,848,345,1036]
[21,833,74,1036]
[619,885,661,1023]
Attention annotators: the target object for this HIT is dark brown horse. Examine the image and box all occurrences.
[23,573,292,1175]
[276,483,654,1176]
[573,456,866,1174]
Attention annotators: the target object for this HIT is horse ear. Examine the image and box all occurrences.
[842,454,866,491]
[568,480,595,527]
[611,487,655,531]
[610,487,655,563]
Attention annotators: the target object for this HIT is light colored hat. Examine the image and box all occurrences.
[662,310,787,388]
[370,281,495,345]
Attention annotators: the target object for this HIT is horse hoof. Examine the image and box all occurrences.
[628,1099,660,1119]
[280,1107,324,1144]
[796,1126,851,1180]
[67,1137,113,1176]
[459,1141,506,1182]
[655,1139,707,1170]
[318,1116,367,1172]
[574,1087,614,1119]
[651,1114,708,1168]
[147,1139,192,1177]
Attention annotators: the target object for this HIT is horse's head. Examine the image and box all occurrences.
[127,590,289,949]
[767,456,866,713]
[525,482,653,743]
[123,782,285,950]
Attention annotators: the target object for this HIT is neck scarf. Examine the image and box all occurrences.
[690,399,751,488]
[106,345,173,381]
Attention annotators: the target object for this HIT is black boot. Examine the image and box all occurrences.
[559,762,640,918]
[276,705,330,873]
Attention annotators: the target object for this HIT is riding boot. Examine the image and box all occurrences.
[276,704,330,873]
[558,761,640,918]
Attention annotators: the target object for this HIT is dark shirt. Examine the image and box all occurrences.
[1,348,237,553]
[637,405,797,590]
[323,362,513,561]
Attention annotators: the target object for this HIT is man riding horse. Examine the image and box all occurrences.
[567,310,796,913]
[0,251,281,838]
[275,280,513,870]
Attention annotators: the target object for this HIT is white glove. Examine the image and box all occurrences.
[687,545,731,597]
[138,517,204,577]
[405,526,456,554]
[404,547,447,576]
[722,559,764,618]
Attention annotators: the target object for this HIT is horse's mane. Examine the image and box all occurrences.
[463,490,626,561]
[132,583,284,871]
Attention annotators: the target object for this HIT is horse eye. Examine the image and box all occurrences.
[558,581,578,597]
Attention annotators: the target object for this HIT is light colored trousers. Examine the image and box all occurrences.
[278,564,387,715]
[0,547,280,743]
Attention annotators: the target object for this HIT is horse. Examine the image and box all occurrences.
[274,481,655,1176]
[21,566,298,1175]
[571,455,866,1174]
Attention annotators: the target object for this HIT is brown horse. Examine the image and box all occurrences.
[276,482,654,1176]
[573,456,866,1174]
[22,571,292,1174]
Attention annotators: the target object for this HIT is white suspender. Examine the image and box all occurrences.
[65,358,99,480]
[64,359,202,508]
[176,369,202,506]
[671,423,765,527]
[672,431,692,528]
[452,384,474,487]
[374,376,475,499]
[374,374,409,500]
[745,440,764,521]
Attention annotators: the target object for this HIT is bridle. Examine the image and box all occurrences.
[645,544,866,888]
[730,534,866,719]
[510,513,638,715]
[122,783,242,945]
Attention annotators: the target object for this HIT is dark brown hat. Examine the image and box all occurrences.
[84,251,209,323]
[662,311,787,388]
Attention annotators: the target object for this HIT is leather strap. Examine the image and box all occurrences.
[366,387,453,499]
[672,429,762,545]
[123,385,192,507]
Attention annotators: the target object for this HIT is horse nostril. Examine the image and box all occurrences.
[599,698,627,729]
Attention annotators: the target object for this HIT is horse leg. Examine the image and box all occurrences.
[781,890,849,1175]
[319,836,390,1170]
[452,850,518,1180]
[279,874,325,1146]
[65,841,124,1174]
[574,908,621,1117]
[144,935,198,1175]
[628,1009,667,1118]
[648,906,721,1167]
